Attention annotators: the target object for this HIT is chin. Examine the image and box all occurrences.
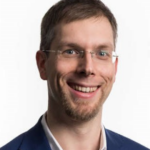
[61,94,101,122]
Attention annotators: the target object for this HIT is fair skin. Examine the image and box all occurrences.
[36,16,118,150]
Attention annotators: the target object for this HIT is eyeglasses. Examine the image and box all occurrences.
[42,49,118,63]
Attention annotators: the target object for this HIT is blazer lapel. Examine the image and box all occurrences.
[19,117,51,150]
[105,129,123,150]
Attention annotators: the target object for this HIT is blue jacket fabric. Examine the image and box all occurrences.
[1,117,149,150]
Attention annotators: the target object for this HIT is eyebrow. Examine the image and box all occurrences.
[57,42,83,50]
[57,41,114,51]
[96,44,114,51]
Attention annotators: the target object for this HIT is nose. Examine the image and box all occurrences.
[76,51,95,76]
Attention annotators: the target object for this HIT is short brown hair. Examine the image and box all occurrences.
[40,0,117,50]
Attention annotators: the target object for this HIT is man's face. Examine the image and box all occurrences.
[40,17,118,121]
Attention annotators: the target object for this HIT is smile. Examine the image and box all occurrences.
[70,84,99,93]
[67,82,101,99]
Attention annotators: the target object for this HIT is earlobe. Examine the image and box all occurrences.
[36,50,47,80]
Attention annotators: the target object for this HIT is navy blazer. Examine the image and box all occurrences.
[1,117,149,150]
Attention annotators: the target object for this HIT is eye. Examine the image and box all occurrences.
[98,50,109,56]
[97,50,111,59]
[64,49,77,54]
[61,49,79,58]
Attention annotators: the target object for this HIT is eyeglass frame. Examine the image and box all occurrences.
[41,49,118,63]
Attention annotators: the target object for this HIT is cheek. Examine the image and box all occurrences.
[56,60,77,75]
[99,64,116,83]
[53,60,77,85]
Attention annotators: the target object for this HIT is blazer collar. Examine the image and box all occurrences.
[19,117,124,150]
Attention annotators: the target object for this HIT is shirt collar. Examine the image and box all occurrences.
[41,114,107,150]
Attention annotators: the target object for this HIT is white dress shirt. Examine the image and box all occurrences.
[41,114,107,150]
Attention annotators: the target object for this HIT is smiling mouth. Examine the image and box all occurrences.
[69,84,100,93]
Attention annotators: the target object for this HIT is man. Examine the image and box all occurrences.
[1,0,149,150]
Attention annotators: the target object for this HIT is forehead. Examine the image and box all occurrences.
[52,17,114,50]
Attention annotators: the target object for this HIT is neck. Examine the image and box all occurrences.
[46,107,103,150]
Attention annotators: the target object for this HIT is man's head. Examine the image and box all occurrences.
[40,0,117,51]
[36,0,118,122]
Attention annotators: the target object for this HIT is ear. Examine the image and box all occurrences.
[115,57,118,75]
[36,50,47,80]
[113,57,118,82]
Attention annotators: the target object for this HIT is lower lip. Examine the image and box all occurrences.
[68,86,100,99]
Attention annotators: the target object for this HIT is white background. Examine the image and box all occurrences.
[0,0,150,148]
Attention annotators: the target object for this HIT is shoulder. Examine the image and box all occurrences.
[0,133,25,150]
[105,128,149,150]
[0,117,49,150]
[0,123,38,150]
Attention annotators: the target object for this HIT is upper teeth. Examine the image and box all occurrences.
[73,85,97,93]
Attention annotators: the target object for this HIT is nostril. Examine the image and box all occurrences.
[79,70,94,76]
[80,71,86,75]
